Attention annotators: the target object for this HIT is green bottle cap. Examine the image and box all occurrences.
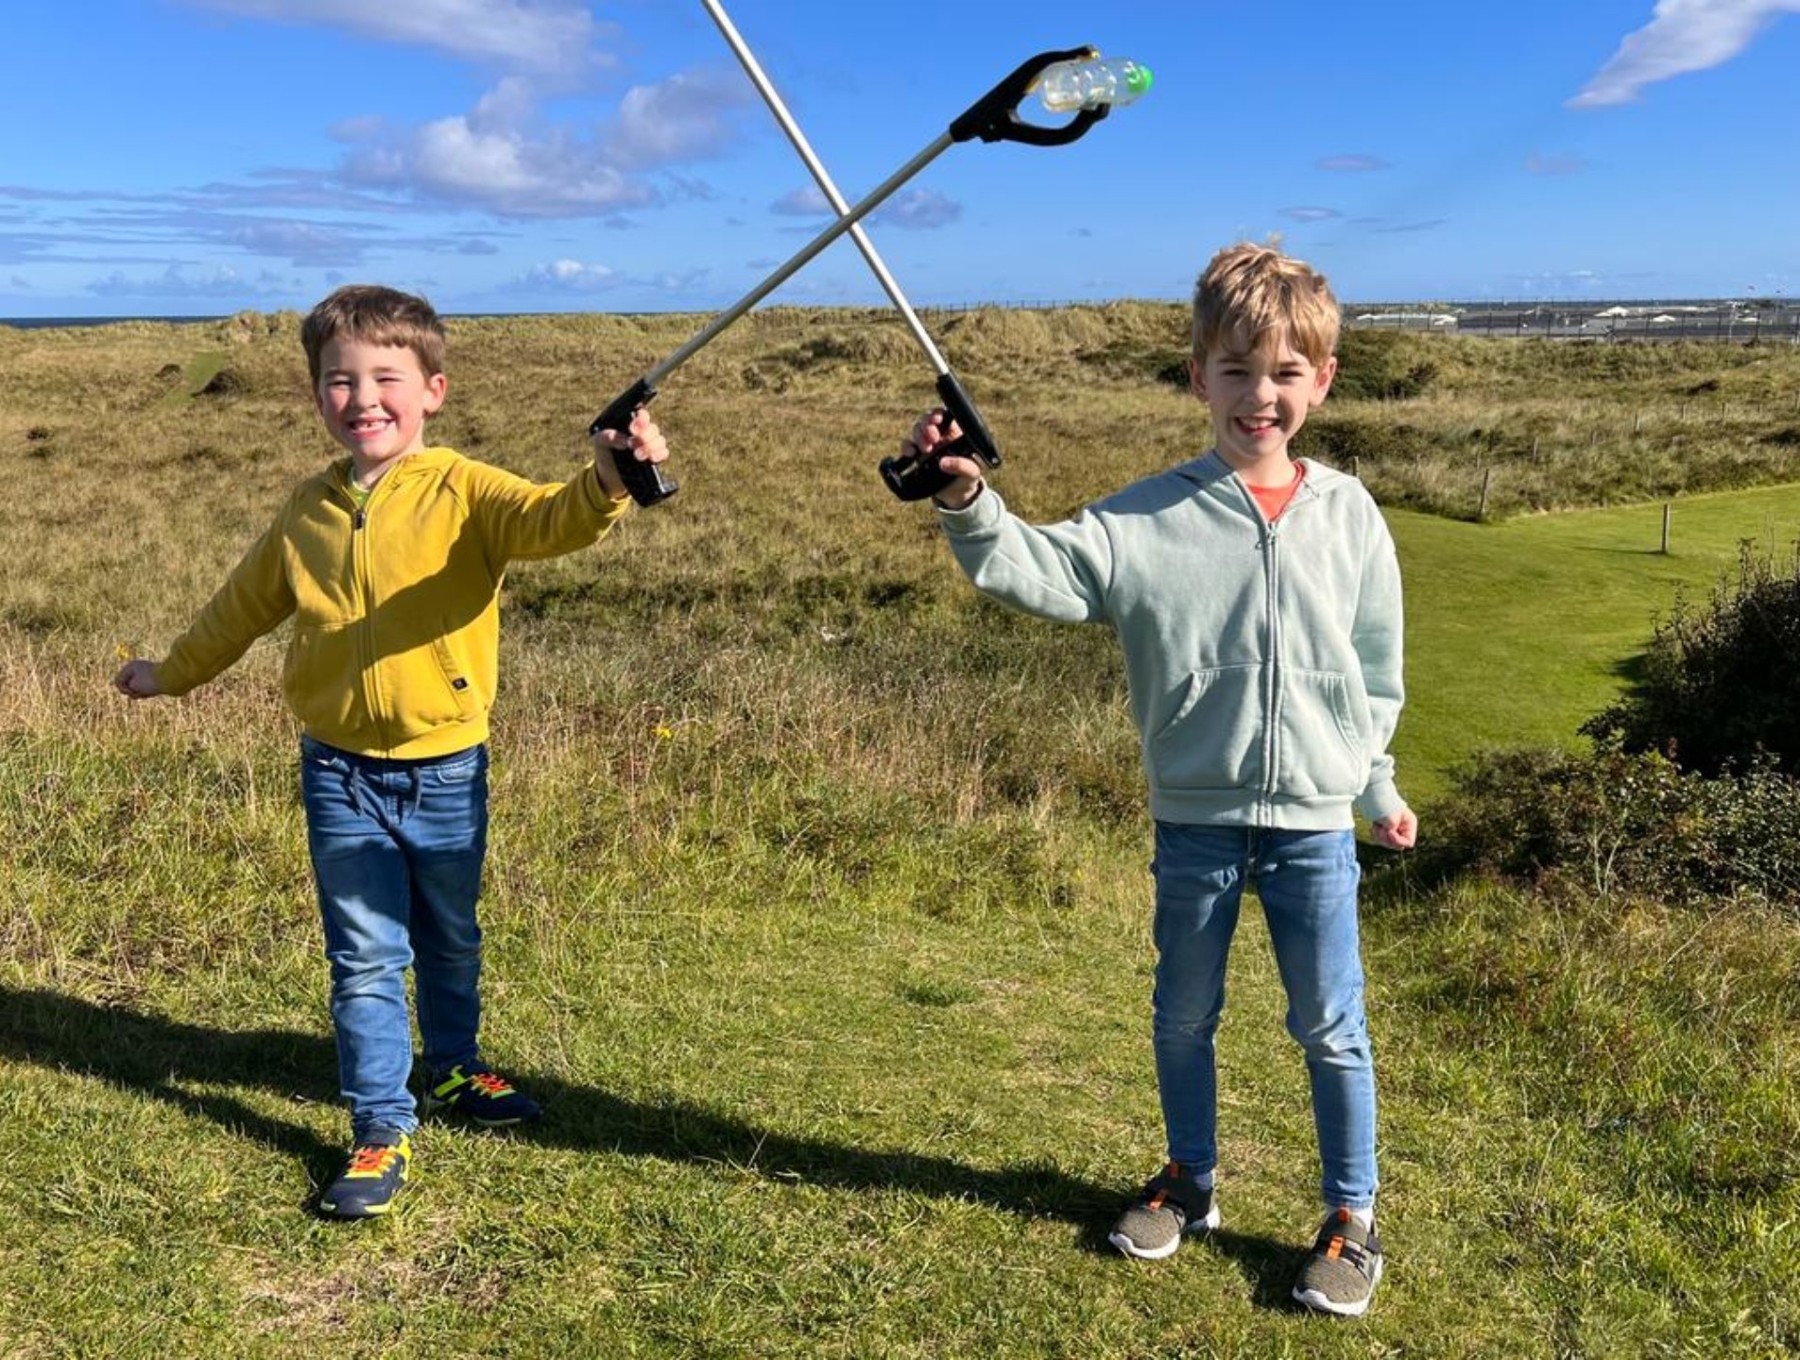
[1126,63,1153,96]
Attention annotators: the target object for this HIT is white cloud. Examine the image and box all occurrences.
[871,189,960,231]
[332,68,754,218]
[1570,0,1800,107]
[343,113,652,217]
[184,0,611,80]
[770,185,961,232]
[1281,206,1342,222]
[1317,155,1390,172]
[519,259,617,292]
[514,259,710,298]
[187,8,755,222]
[86,264,297,299]
[228,219,361,266]
[602,69,754,171]
[771,186,832,217]
[645,269,711,293]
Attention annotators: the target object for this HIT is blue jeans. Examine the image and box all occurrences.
[300,736,488,1142]
[1149,822,1377,1209]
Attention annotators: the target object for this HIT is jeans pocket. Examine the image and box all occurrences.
[426,747,485,786]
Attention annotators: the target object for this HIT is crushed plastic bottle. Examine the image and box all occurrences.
[1037,57,1152,113]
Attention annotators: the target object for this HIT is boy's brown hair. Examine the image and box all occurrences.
[301,284,447,384]
[1192,242,1340,367]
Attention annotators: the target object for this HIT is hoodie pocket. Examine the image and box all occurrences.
[1274,669,1367,798]
[1148,665,1263,792]
[282,622,362,735]
[377,636,480,735]
[427,636,480,725]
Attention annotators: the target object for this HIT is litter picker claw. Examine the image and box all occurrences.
[591,15,1128,505]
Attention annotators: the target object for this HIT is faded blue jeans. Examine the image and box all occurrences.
[1149,821,1377,1209]
[301,736,488,1143]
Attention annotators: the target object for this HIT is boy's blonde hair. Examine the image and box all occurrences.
[301,284,447,384]
[1192,242,1340,366]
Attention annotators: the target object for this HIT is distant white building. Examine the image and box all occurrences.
[1353,312,1458,328]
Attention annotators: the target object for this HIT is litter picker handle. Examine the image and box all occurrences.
[950,46,1110,147]
[879,372,1002,503]
[589,376,678,506]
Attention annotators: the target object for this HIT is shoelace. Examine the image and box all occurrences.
[346,1144,401,1177]
[469,1071,514,1097]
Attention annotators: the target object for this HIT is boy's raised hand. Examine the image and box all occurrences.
[114,658,164,700]
[590,408,670,501]
[903,408,985,509]
[1371,806,1417,851]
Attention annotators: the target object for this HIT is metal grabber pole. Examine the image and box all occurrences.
[590,27,1116,505]
[703,0,995,502]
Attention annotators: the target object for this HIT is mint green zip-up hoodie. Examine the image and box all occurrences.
[937,451,1405,830]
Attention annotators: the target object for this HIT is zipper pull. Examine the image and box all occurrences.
[353,508,366,530]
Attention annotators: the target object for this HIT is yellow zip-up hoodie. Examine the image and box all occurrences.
[156,447,630,758]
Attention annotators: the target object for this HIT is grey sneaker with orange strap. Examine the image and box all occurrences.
[1292,1207,1384,1316]
[1107,1162,1221,1260]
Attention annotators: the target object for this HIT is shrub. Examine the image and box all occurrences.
[1428,740,1800,912]
[1584,544,1800,776]
[1331,330,1441,400]
[1296,412,1440,466]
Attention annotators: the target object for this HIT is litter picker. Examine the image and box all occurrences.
[700,0,1003,503]
[591,19,1136,505]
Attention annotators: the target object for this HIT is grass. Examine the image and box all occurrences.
[1,308,1796,1357]
[1395,482,1800,804]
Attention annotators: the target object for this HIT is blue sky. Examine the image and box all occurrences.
[2,0,1796,317]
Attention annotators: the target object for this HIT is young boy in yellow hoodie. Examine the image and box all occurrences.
[114,284,670,1218]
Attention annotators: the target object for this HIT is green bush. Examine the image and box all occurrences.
[1585,544,1800,776]
[1332,330,1441,400]
[1428,741,1800,911]
[1296,412,1440,466]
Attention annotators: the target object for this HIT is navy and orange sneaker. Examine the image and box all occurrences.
[318,1135,412,1219]
[423,1063,541,1127]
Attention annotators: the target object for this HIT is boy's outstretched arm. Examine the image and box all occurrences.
[590,408,670,501]
[900,406,1114,626]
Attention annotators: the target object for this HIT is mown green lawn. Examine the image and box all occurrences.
[1397,483,1800,802]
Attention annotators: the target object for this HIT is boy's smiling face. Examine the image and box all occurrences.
[314,336,447,482]
[1190,336,1336,475]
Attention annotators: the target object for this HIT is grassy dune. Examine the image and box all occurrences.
[1,309,1796,1357]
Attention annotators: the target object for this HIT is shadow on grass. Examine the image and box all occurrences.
[0,984,349,1195]
[0,983,1299,1297]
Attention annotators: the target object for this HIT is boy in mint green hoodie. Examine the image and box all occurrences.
[899,242,1415,1317]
